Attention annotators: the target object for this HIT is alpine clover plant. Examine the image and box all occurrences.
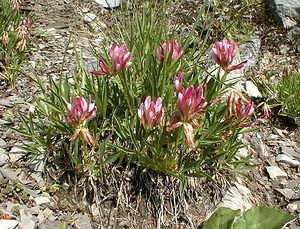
[17,2,256,186]
[0,0,32,84]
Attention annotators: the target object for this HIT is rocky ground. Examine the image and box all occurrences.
[0,0,300,228]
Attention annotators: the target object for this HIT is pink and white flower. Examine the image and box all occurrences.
[212,38,247,72]
[138,96,164,130]
[156,40,182,63]
[65,96,96,145]
[167,84,207,149]
[91,42,132,76]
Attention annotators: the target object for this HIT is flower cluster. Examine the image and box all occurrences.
[212,38,247,73]
[87,38,253,150]
[156,40,182,63]
[16,18,32,52]
[226,91,255,126]
[65,96,96,145]
[167,80,207,149]
[91,42,132,76]
[138,96,164,130]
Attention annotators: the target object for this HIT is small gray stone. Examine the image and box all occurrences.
[287,203,298,212]
[217,182,253,213]
[266,166,288,179]
[0,99,12,107]
[83,13,97,23]
[275,188,294,200]
[28,206,40,215]
[19,209,35,229]
[251,133,270,157]
[0,220,19,229]
[0,148,9,166]
[90,204,100,217]
[9,146,27,163]
[74,214,93,229]
[281,146,300,160]
[34,196,51,205]
[0,138,6,147]
[95,0,121,8]
[244,81,262,98]
[276,154,300,167]
[236,147,249,158]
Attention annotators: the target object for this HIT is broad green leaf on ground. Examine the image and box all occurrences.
[202,207,240,229]
[233,206,294,229]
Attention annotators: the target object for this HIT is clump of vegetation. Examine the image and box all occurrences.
[276,69,300,125]
[15,1,258,191]
[0,0,32,84]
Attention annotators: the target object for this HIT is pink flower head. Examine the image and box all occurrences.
[91,42,132,76]
[65,96,96,145]
[22,18,32,36]
[212,38,247,72]
[177,85,207,121]
[65,96,96,127]
[174,71,185,94]
[156,40,182,63]
[167,84,207,150]
[226,91,255,126]
[138,96,164,130]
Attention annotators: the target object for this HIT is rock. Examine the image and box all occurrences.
[0,220,19,229]
[83,13,97,23]
[0,138,6,147]
[34,196,51,205]
[288,201,300,210]
[47,28,57,35]
[19,209,35,229]
[94,0,121,8]
[266,0,300,28]
[218,182,253,213]
[287,203,298,212]
[28,206,40,215]
[275,188,295,200]
[43,208,56,221]
[266,166,288,179]
[9,146,27,163]
[0,99,12,107]
[74,214,93,229]
[0,148,9,166]
[240,39,260,69]
[287,178,300,189]
[90,204,100,218]
[29,154,46,172]
[236,147,249,158]
[281,146,300,160]
[276,154,300,167]
[250,133,270,157]
[40,220,62,229]
[244,81,262,98]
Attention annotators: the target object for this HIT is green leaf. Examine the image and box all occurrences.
[233,206,294,229]
[202,207,240,229]
[103,152,120,165]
